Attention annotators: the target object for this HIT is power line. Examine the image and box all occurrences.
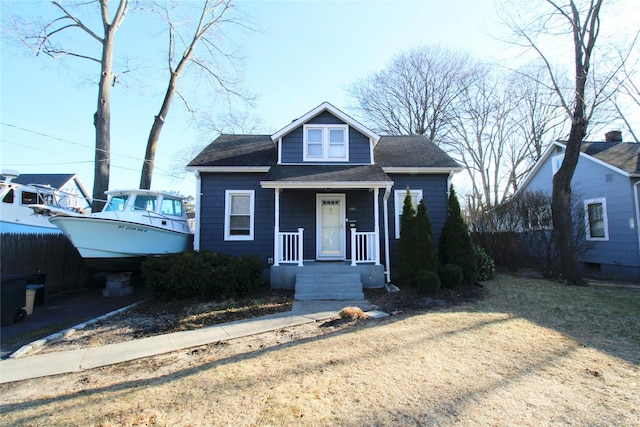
[1,123,180,177]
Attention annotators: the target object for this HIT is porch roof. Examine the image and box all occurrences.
[260,164,393,189]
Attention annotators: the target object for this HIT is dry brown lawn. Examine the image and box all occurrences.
[0,274,638,426]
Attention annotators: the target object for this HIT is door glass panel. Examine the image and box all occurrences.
[321,199,341,255]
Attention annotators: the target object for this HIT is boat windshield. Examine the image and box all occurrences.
[132,195,157,212]
[105,195,129,212]
[160,197,184,217]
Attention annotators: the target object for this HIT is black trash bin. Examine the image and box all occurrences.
[1,274,28,326]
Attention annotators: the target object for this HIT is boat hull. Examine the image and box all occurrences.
[50,216,193,271]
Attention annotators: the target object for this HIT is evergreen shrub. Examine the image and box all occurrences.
[439,263,463,289]
[474,244,496,280]
[439,185,478,285]
[142,251,264,301]
[398,188,418,287]
[416,269,441,295]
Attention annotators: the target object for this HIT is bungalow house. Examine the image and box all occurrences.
[517,131,640,279]
[187,102,461,294]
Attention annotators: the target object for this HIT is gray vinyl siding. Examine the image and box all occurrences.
[570,159,639,274]
[385,174,450,277]
[280,112,371,164]
[521,146,640,277]
[199,173,274,261]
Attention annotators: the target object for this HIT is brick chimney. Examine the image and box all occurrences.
[604,130,622,142]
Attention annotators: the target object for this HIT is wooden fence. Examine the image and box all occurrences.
[1,234,90,296]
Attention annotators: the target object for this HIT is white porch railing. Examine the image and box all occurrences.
[351,228,378,266]
[276,228,304,266]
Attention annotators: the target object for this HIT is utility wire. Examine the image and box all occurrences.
[1,123,180,177]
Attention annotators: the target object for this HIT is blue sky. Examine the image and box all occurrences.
[0,0,637,198]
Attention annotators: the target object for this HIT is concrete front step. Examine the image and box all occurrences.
[294,272,364,301]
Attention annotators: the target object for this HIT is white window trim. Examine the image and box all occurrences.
[552,154,564,175]
[224,190,255,241]
[584,197,609,241]
[394,189,423,239]
[303,124,349,162]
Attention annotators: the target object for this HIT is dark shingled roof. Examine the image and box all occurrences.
[262,164,392,183]
[4,173,76,189]
[188,134,276,167]
[188,134,460,170]
[374,135,460,168]
[579,142,640,175]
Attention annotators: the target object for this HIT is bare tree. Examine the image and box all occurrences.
[15,0,129,210]
[611,34,640,142]
[348,45,476,143]
[506,65,567,193]
[448,66,521,210]
[500,0,614,285]
[140,0,250,189]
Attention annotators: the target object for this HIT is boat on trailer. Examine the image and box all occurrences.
[43,189,193,271]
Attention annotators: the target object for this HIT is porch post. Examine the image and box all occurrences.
[273,188,280,266]
[297,227,304,267]
[351,227,357,266]
[373,187,381,265]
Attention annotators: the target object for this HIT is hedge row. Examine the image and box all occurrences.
[142,251,264,301]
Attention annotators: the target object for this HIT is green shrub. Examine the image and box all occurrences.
[416,269,441,295]
[439,186,478,285]
[398,188,418,287]
[439,263,463,289]
[474,244,496,281]
[142,251,264,301]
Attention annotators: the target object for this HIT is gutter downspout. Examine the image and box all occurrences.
[383,184,392,284]
[193,169,201,251]
[634,180,640,256]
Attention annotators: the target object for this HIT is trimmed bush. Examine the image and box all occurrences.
[415,199,439,274]
[474,244,496,281]
[439,263,463,289]
[142,251,264,301]
[416,269,441,295]
[439,185,478,285]
[398,188,418,287]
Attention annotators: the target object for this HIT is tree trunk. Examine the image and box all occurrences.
[92,28,115,211]
[139,76,178,189]
[551,118,586,285]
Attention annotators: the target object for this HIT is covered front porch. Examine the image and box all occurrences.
[260,164,393,290]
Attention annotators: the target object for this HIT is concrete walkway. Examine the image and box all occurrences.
[0,300,376,384]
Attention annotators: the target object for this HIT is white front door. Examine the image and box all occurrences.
[316,194,345,260]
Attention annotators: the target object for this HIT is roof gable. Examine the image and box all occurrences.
[517,140,640,196]
[271,102,380,144]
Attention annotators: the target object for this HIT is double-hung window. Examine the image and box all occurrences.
[225,190,255,240]
[303,125,348,161]
[394,189,423,239]
[584,198,608,241]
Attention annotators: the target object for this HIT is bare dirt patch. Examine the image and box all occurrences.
[1,275,637,426]
[34,284,483,354]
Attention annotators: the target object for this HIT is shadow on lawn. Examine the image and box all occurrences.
[471,274,640,366]
[1,273,637,424]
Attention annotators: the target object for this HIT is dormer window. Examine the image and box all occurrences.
[303,124,349,161]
